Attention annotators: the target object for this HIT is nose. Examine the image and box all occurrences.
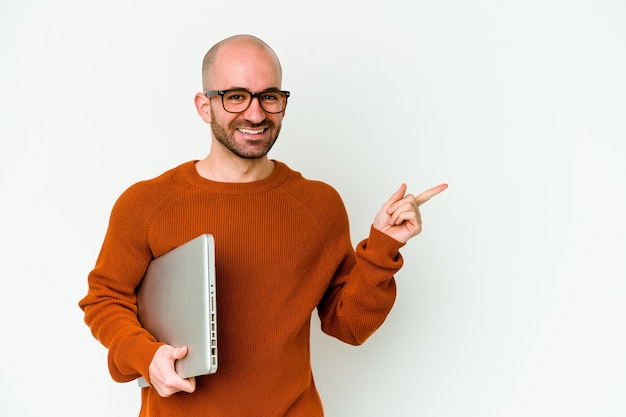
[242,95,267,124]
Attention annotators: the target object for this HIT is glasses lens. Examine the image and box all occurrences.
[222,90,252,113]
[258,92,287,113]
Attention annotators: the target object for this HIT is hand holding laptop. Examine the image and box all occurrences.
[136,234,218,391]
[148,345,197,397]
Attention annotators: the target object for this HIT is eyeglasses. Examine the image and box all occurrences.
[204,89,290,114]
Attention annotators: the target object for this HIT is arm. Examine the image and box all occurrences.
[318,183,447,345]
[79,183,201,395]
[78,192,161,383]
[318,226,404,345]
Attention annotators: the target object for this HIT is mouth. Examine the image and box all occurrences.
[238,127,266,135]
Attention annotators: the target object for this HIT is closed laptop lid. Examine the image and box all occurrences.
[136,234,217,387]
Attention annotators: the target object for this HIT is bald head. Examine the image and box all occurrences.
[201,35,282,92]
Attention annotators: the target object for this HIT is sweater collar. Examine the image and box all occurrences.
[179,159,290,195]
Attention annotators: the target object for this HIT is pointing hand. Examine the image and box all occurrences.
[373,183,448,243]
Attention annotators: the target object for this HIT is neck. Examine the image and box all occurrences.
[195,152,275,183]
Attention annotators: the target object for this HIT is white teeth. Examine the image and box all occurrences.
[239,128,264,134]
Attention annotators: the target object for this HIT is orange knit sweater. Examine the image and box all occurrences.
[79,160,404,417]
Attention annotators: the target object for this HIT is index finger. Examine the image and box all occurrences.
[415,183,448,206]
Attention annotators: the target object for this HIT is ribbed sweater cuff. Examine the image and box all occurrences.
[356,226,405,268]
[109,333,164,383]
[368,225,405,252]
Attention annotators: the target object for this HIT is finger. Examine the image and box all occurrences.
[172,346,189,360]
[390,205,420,226]
[384,184,410,215]
[178,376,197,394]
[166,347,195,395]
[172,347,195,393]
[387,195,418,221]
[385,183,407,207]
[415,183,448,207]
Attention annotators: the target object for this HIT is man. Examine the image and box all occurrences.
[79,34,447,416]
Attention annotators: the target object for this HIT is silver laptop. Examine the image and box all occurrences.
[136,234,217,387]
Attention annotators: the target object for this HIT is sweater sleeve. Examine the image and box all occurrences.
[78,187,164,383]
[317,224,404,346]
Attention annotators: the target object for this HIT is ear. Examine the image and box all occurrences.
[194,92,213,123]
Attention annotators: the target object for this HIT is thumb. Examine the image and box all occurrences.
[385,183,407,210]
[172,346,189,360]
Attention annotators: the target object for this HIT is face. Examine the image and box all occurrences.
[209,102,282,160]
[201,41,286,160]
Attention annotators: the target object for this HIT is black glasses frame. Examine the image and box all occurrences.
[204,89,291,114]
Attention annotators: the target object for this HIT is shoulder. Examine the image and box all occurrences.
[276,161,349,225]
[111,161,196,221]
[279,162,343,203]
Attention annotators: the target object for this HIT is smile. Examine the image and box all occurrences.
[238,128,266,135]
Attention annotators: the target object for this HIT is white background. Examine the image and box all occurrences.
[1,1,625,416]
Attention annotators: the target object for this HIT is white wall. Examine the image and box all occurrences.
[1,1,625,416]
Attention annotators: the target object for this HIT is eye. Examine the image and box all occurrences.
[261,93,280,102]
[223,91,250,102]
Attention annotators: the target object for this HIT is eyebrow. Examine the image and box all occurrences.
[227,86,282,92]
